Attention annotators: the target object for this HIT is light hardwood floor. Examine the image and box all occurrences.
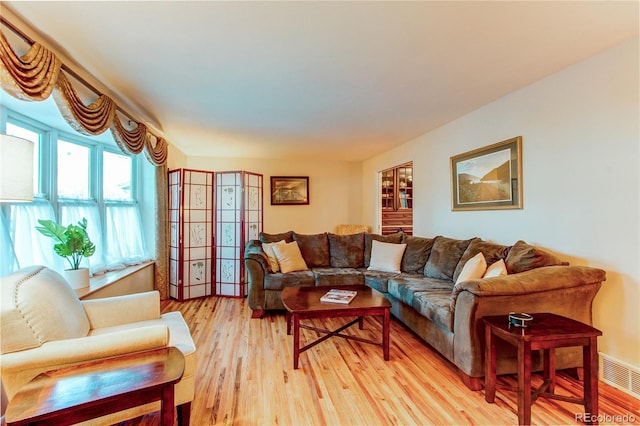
[124,296,639,425]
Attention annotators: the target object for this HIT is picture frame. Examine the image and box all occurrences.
[270,176,309,205]
[450,136,522,211]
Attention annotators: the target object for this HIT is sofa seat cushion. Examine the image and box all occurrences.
[293,232,331,267]
[412,291,454,332]
[312,267,364,287]
[388,275,454,306]
[264,270,315,290]
[362,269,399,293]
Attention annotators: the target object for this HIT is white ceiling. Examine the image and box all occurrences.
[2,1,638,161]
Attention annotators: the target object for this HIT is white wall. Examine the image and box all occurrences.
[186,157,363,235]
[363,38,639,368]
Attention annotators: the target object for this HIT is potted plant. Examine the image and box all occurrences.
[35,217,96,288]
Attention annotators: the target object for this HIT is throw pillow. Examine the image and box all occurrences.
[452,239,510,283]
[262,240,285,273]
[272,241,309,273]
[367,240,407,274]
[455,252,487,285]
[483,259,507,278]
[364,231,404,267]
[259,231,293,244]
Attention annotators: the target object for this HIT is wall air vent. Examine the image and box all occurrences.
[599,353,640,400]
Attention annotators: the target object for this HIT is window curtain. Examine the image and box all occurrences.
[0,210,19,276]
[0,27,169,165]
[5,199,64,272]
[104,203,148,267]
[154,164,169,299]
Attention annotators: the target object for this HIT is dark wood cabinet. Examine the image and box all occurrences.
[381,163,413,235]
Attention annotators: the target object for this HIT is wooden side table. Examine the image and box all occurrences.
[5,347,185,426]
[483,313,602,425]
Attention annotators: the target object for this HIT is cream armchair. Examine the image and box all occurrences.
[0,265,197,425]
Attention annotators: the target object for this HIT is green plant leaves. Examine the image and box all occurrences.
[35,217,95,270]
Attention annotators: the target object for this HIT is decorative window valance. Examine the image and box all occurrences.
[0,27,168,165]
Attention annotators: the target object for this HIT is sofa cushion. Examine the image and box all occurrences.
[362,269,399,293]
[368,240,407,273]
[328,232,365,268]
[452,239,511,283]
[364,232,403,267]
[424,236,477,281]
[293,232,330,267]
[388,275,454,306]
[272,241,308,273]
[1,266,90,354]
[401,235,436,274]
[505,240,568,274]
[312,267,365,287]
[259,231,294,243]
[264,270,315,290]
[412,291,454,332]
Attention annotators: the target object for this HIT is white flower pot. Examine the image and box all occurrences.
[63,268,90,289]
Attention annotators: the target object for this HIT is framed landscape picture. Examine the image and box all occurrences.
[270,176,309,205]
[450,136,522,211]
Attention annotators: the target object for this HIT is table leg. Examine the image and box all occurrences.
[359,316,364,330]
[584,337,599,425]
[160,385,175,426]
[517,341,532,426]
[286,311,292,335]
[382,309,390,361]
[293,313,300,369]
[485,325,497,403]
[543,348,556,394]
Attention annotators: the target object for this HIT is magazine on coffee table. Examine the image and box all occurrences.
[320,289,358,304]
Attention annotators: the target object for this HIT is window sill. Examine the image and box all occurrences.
[77,261,155,299]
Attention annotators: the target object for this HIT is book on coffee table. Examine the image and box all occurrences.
[320,289,358,304]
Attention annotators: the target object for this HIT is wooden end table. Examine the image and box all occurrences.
[5,347,185,426]
[281,285,391,369]
[483,313,602,425]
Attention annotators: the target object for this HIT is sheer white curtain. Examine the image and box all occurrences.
[0,211,19,276]
[5,199,65,273]
[104,203,148,268]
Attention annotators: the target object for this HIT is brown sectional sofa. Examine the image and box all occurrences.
[244,231,606,389]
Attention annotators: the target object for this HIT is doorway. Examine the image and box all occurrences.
[380,162,413,235]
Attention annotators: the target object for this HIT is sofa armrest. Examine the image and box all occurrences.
[452,265,605,378]
[0,324,169,399]
[451,265,606,309]
[81,291,161,329]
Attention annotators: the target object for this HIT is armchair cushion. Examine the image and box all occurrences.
[1,266,90,354]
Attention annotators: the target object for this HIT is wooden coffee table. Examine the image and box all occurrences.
[5,347,185,426]
[281,285,391,369]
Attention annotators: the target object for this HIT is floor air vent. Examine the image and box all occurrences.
[599,353,640,399]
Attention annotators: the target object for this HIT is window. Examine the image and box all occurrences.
[1,110,153,277]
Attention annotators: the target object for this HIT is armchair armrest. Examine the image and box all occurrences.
[81,291,161,329]
[1,324,169,399]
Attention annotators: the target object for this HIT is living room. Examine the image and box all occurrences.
[1,1,638,425]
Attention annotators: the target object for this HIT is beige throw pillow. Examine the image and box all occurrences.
[272,241,308,273]
[262,240,285,273]
[455,252,487,285]
[483,259,507,278]
[367,240,407,274]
